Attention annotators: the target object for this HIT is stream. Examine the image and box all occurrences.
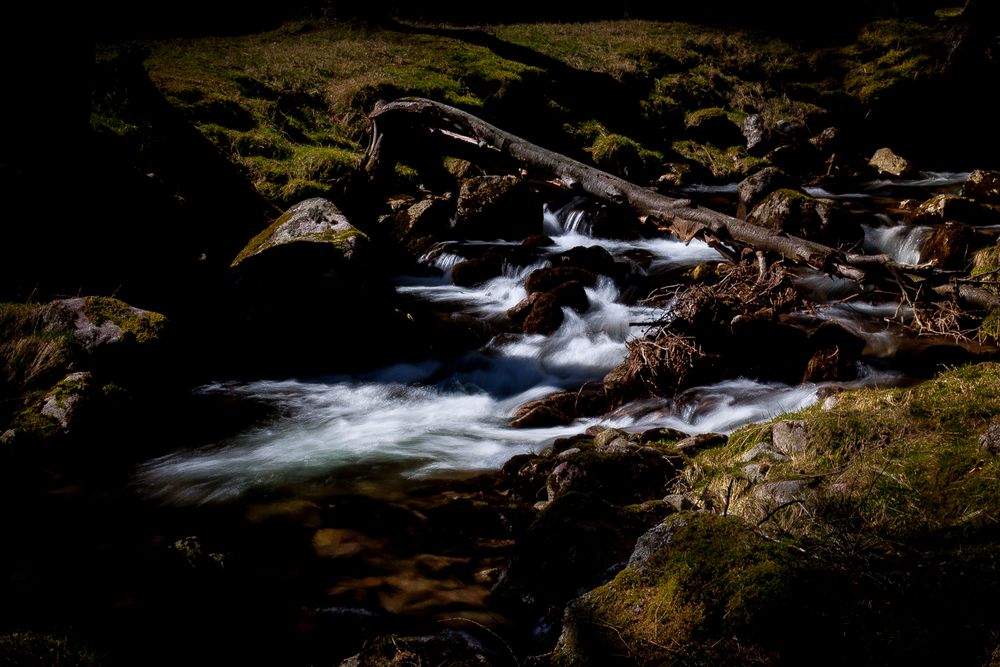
[138,172,968,506]
[45,170,957,664]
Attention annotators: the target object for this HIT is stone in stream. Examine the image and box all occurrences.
[908,194,1000,227]
[225,198,408,376]
[453,174,542,241]
[962,169,1000,203]
[868,147,915,177]
[746,188,858,245]
[524,266,598,293]
[921,221,974,269]
[391,193,453,256]
[736,166,796,219]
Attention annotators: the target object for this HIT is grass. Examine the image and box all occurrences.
[96,13,959,213]
[558,362,1000,666]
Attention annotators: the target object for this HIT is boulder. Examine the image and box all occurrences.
[453,175,542,241]
[451,253,505,287]
[765,142,821,178]
[921,221,973,269]
[868,147,915,177]
[550,245,618,277]
[962,169,1000,203]
[908,194,1000,227]
[736,167,797,219]
[747,188,855,243]
[543,446,679,505]
[772,420,808,456]
[40,296,167,352]
[510,388,609,428]
[225,198,405,376]
[524,266,597,294]
[392,194,454,255]
[508,280,589,335]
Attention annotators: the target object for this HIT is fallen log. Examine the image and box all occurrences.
[368,98,850,273]
[366,98,996,312]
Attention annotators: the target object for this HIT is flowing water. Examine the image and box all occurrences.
[139,175,967,506]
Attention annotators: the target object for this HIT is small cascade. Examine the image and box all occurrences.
[863,223,933,265]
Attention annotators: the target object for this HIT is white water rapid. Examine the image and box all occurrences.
[138,200,900,505]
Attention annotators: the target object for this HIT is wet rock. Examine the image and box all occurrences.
[909,194,1000,227]
[550,245,618,277]
[921,221,974,269]
[803,347,849,383]
[868,147,915,177]
[509,280,589,335]
[451,253,504,287]
[736,167,797,219]
[453,175,542,241]
[592,427,630,448]
[392,194,453,255]
[637,426,691,444]
[510,389,609,428]
[525,266,597,293]
[962,169,1000,203]
[746,188,855,243]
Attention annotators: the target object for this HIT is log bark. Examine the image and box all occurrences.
[366,98,995,311]
[368,98,849,274]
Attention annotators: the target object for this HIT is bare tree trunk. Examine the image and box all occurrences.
[367,97,996,311]
[369,98,857,273]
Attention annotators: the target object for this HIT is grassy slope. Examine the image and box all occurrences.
[558,362,1000,665]
[97,15,950,207]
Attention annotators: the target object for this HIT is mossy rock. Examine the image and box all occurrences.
[671,139,766,181]
[553,512,831,666]
[683,107,744,146]
[591,133,662,181]
[232,197,367,266]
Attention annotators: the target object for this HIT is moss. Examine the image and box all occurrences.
[971,242,1000,283]
[232,209,367,266]
[590,132,662,180]
[82,297,167,344]
[840,19,944,104]
[556,513,818,666]
[671,139,766,181]
[692,363,1000,539]
[981,309,1000,342]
